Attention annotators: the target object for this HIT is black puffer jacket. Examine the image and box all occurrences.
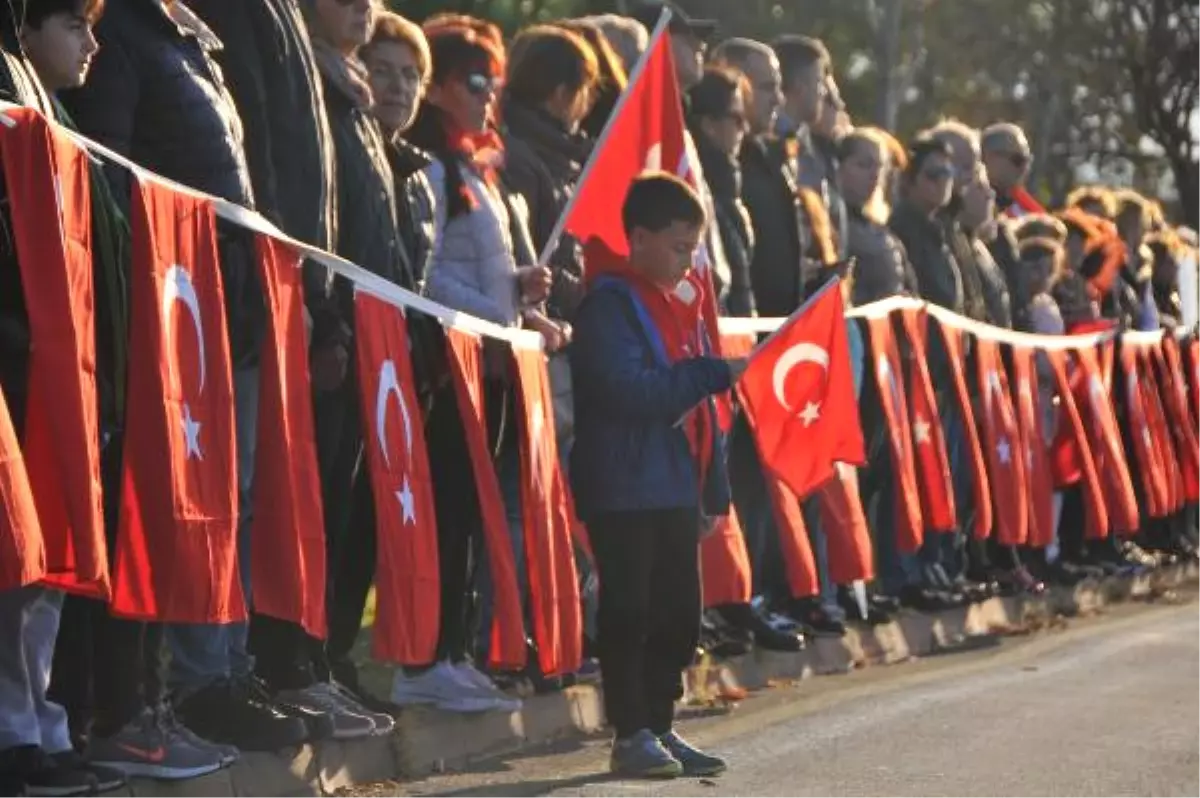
[798,130,848,260]
[845,206,918,306]
[59,0,264,367]
[318,63,415,311]
[692,129,755,317]
[501,100,591,321]
[740,135,810,317]
[889,199,963,314]
[187,0,344,351]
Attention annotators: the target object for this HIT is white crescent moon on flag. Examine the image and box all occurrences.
[772,343,830,412]
[162,265,207,392]
[376,359,413,470]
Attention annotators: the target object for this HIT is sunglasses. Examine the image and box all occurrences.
[921,164,956,182]
[464,73,499,97]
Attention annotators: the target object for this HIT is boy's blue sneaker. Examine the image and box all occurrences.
[610,730,683,779]
[659,730,727,777]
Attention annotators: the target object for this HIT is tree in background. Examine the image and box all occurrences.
[389,0,1198,220]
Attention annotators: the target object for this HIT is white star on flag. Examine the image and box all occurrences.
[913,415,931,444]
[181,403,202,460]
[396,476,416,525]
[997,436,1011,465]
[800,401,821,427]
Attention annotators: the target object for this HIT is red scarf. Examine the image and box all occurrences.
[584,239,715,482]
[442,115,504,190]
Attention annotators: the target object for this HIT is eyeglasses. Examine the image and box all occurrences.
[464,73,499,97]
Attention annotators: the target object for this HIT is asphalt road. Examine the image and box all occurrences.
[399,601,1199,797]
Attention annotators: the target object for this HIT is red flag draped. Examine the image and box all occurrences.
[1155,338,1200,503]
[898,308,955,532]
[975,338,1028,546]
[737,283,864,499]
[1120,343,1168,518]
[444,330,526,670]
[511,347,583,678]
[765,479,819,598]
[1045,349,1108,538]
[817,463,875,584]
[0,106,108,597]
[354,292,441,665]
[1076,346,1139,536]
[1185,338,1199,429]
[116,180,242,623]
[0,385,44,591]
[935,324,993,538]
[249,236,327,638]
[864,314,923,552]
[1011,347,1054,548]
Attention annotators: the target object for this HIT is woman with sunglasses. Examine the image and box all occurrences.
[406,20,557,698]
[687,65,756,317]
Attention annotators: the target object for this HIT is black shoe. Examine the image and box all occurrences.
[837,587,893,625]
[1058,558,1105,581]
[711,603,804,652]
[898,585,956,612]
[175,680,309,752]
[259,680,337,741]
[700,610,753,660]
[870,593,901,613]
[786,598,847,638]
[49,751,125,793]
[1,745,98,797]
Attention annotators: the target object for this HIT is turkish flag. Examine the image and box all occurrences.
[1140,345,1185,512]
[1185,337,1199,429]
[512,347,583,677]
[765,479,819,598]
[975,338,1028,546]
[936,323,994,539]
[0,384,45,591]
[1076,346,1139,536]
[444,329,525,670]
[354,291,440,665]
[898,308,955,532]
[565,29,727,419]
[863,312,923,552]
[248,235,327,638]
[0,106,108,597]
[737,282,864,500]
[817,463,875,584]
[116,179,242,623]
[1119,343,1168,518]
[1155,338,1200,502]
[1011,347,1054,548]
[1045,349,1108,538]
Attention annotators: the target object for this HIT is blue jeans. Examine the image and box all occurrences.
[919,396,968,582]
[803,498,846,621]
[0,587,70,753]
[167,366,259,697]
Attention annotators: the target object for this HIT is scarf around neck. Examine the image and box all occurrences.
[312,38,373,111]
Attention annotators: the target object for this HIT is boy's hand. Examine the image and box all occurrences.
[725,356,750,382]
[517,265,553,303]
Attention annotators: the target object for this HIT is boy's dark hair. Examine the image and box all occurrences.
[688,64,746,122]
[905,135,953,179]
[771,34,829,91]
[4,0,104,32]
[622,172,706,236]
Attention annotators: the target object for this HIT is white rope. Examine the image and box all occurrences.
[0,102,545,351]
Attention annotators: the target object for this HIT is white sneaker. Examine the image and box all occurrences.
[390,662,518,714]
[450,663,522,712]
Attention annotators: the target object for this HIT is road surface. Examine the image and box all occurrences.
[394,600,1199,797]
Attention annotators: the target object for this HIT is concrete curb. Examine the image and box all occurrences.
[108,562,1197,796]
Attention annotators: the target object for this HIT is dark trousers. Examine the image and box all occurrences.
[48,436,163,740]
[589,507,701,739]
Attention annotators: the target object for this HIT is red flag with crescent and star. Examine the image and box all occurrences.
[1119,343,1167,518]
[816,463,875,584]
[1010,346,1054,548]
[444,329,526,670]
[0,105,108,598]
[737,281,864,501]
[354,291,440,665]
[1076,346,1139,536]
[975,338,1028,546]
[116,179,242,623]
[512,346,583,678]
[863,312,923,553]
[936,323,994,539]
[1154,337,1200,502]
[0,384,44,591]
[898,307,955,532]
[1044,349,1108,538]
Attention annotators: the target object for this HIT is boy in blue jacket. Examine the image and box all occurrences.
[570,173,747,779]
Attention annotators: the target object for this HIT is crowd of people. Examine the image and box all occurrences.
[0,0,1197,793]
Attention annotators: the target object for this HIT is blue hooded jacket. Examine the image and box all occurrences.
[568,276,733,520]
